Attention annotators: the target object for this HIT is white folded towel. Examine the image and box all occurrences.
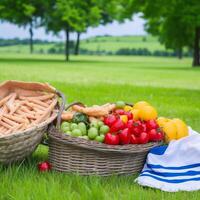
[135,128,200,192]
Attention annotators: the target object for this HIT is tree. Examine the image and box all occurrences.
[44,0,88,61]
[136,0,200,66]
[0,0,47,54]
[73,0,126,55]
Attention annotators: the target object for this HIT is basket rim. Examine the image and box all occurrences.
[49,125,162,154]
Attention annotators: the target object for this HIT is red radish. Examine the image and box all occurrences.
[38,161,51,172]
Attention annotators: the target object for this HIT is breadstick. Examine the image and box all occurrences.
[24,102,46,111]
[27,99,49,108]
[1,116,18,126]
[34,98,57,124]
[0,94,13,107]
[0,120,12,129]
[4,114,27,124]
[16,110,37,120]
[6,93,17,112]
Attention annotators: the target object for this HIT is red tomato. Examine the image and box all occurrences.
[126,119,134,131]
[138,132,149,144]
[132,120,143,136]
[38,161,51,172]
[141,123,147,132]
[148,129,158,141]
[105,133,120,145]
[115,109,125,115]
[148,129,164,141]
[104,115,117,127]
[146,120,159,130]
[155,131,164,141]
[125,111,133,120]
[130,134,139,144]
[110,119,125,133]
[119,128,131,144]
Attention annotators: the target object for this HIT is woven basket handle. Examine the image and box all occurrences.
[55,90,66,128]
[56,101,85,128]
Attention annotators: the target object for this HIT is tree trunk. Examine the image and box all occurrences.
[192,27,200,67]
[177,48,183,59]
[65,27,70,61]
[74,32,81,55]
[29,21,33,54]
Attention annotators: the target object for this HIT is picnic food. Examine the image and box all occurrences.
[0,81,58,136]
[38,161,51,172]
[60,100,189,145]
[160,118,189,142]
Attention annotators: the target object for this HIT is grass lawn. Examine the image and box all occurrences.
[0,54,200,199]
[0,35,169,54]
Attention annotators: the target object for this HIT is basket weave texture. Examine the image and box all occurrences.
[0,81,65,164]
[48,102,162,176]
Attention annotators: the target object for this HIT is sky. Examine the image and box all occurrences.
[0,14,146,41]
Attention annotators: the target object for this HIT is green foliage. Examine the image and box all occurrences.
[136,0,200,58]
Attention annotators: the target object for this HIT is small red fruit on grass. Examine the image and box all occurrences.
[110,119,125,133]
[130,134,139,144]
[119,128,131,144]
[104,115,117,127]
[38,161,51,172]
[105,133,120,145]
[146,120,158,131]
[138,132,149,144]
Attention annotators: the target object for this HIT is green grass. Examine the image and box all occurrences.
[0,54,200,199]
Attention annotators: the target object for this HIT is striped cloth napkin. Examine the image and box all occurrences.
[135,128,200,192]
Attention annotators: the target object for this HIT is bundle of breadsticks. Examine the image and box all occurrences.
[61,103,116,121]
[0,91,58,136]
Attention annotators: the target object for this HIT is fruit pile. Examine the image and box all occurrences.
[103,101,163,145]
[60,101,189,145]
[61,112,109,143]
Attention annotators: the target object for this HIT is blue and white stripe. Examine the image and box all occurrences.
[135,128,200,192]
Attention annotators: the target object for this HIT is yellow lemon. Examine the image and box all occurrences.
[124,105,133,112]
[163,120,177,143]
[138,105,158,121]
[157,117,170,128]
[172,118,189,139]
[133,101,150,110]
[131,109,140,120]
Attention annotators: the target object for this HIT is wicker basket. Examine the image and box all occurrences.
[48,102,162,176]
[0,81,65,164]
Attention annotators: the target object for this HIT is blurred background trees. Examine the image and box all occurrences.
[0,0,199,66]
